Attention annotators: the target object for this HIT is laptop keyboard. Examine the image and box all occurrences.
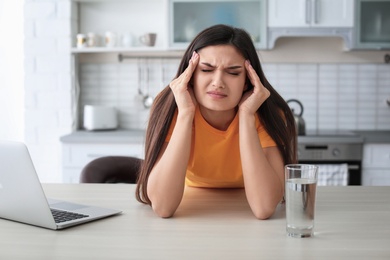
[51,209,89,223]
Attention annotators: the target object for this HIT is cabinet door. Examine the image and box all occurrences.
[363,144,390,168]
[363,169,390,186]
[314,0,354,27]
[268,0,307,27]
[170,0,267,49]
[354,0,390,49]
[268,0,353,27]
[63,143,144,168]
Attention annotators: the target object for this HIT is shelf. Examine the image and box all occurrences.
[71,47,185,58]
[72,47,170,53]
[71,0,154,2]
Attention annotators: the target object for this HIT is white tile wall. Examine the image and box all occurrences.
[79,58,180,129]
[267,63,390,131]
[80,62,390,132]
[377,66,390,129]
[24,0,74,183]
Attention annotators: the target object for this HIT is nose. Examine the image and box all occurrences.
[211,70,224,88]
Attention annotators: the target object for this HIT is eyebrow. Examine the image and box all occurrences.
[200,62,243,70]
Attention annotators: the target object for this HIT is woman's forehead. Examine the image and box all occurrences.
[197,45,245,66]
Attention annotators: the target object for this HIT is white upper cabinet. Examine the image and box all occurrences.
[72,0,268,53]
[268,0,354,28]
[169,0,267,50]
[267,0,355,49]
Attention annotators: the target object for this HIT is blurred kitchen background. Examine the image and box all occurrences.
[1,0,389,185]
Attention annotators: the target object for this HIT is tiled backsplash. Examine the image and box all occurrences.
[80,61,390,131]
[79,58,180,129]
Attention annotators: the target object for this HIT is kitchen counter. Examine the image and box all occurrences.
[60,129,390,144]
[353,130,390,143]
[60,129,145,144]
[1,184,389,259]
[298,135,364,144]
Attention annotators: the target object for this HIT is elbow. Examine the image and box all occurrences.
[251,206,276,220]
[152,204,177,218]
[148,191,183,218]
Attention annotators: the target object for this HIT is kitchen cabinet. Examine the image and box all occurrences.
[72,0,267,55]
[169,0,267,49]
[268,0,354,27]
[267,0,354,49]
[362,144,390,186]
[62,143,144,183]
[71,0,169,55]
[353,0,390,49]
[363,169,390,186]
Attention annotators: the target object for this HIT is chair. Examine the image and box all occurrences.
[79,156,143,184]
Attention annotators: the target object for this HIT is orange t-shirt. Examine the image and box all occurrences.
[165,106,277,188]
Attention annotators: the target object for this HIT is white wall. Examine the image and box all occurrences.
[24,0,74,183]
[0,0,24,141]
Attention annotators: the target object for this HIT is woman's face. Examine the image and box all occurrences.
[192,45,247,113]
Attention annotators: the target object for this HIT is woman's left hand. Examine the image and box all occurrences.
[238,60,270,115]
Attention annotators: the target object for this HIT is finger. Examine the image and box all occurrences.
[245,60,261,89]
[170,51,199,91]
[175,52,199,82]
[180,51,199,84]
[245,61,269,99]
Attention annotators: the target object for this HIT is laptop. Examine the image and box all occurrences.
[0,140,122,230]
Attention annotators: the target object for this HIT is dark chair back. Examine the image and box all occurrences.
[80,156,143,184]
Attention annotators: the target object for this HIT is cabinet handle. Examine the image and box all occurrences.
[306,0,311,24]
[314,0,320,24]
[347,164,360,170]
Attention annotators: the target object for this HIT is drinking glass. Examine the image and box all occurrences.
[285,164,318,238]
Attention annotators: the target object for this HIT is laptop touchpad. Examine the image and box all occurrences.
[51,202,88,211]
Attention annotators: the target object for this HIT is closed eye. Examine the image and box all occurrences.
[201,69,213,72]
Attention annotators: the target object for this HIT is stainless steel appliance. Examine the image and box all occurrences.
[287,99,306,136]
[298,130,364,185]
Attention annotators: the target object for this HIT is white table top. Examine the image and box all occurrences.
[1,184,389,260]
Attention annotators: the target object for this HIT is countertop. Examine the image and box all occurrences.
[1,184,389,259]
[352,130,390,143]
[60,129,145,144]
[60,129,390,144]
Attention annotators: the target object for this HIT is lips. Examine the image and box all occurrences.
[207,91,227,99]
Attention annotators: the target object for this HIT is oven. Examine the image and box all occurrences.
[297,131,364,186]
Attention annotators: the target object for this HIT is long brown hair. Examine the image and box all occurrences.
[136,24,297,204]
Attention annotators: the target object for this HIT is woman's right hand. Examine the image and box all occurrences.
[169,51,199,115]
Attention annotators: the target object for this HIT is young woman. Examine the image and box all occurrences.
[136,24,297,219]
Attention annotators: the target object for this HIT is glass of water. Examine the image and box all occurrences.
[285,164,318,238]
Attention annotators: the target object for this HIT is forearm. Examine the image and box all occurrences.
[147,112,193,218]
[239,113,284,219]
